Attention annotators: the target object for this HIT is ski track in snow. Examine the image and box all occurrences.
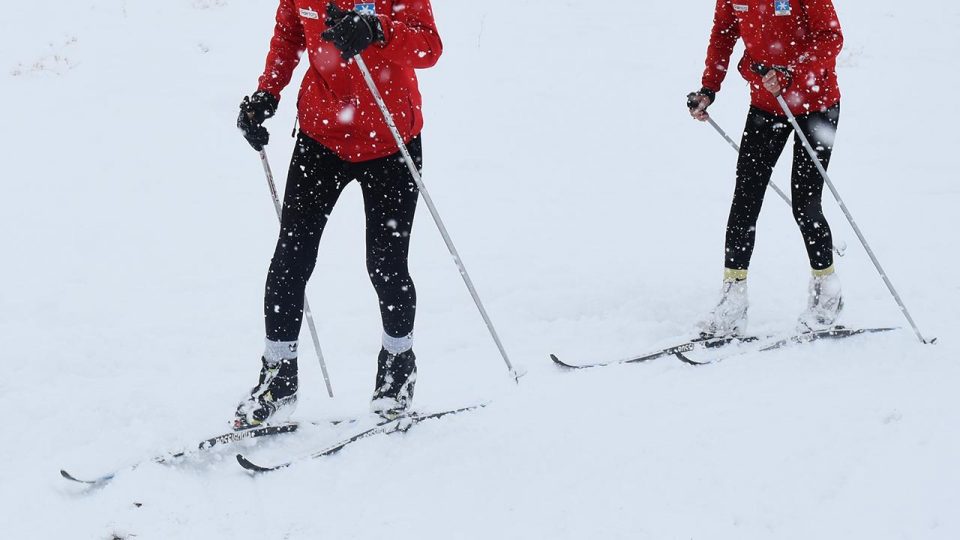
[2,1,958,538]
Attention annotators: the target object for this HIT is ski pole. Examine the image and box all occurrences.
[258,150,337,396]
[773,95,934,344]
[688,94,792,206]
[708,118,793,206]
[353,55,521,381]
[689,95,847,257]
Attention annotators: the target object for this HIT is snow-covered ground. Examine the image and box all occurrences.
[2,1,958,538]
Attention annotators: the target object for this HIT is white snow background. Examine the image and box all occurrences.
[1,1,958,538]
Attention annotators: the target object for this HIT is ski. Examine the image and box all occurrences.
[60,423,300,485]
[686,326,899,365]
[551,326,899,369]
[236,404,485,473]
[757,326,898,354]
[550,334,772,370]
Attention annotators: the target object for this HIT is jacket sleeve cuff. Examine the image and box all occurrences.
[255,84,282,103]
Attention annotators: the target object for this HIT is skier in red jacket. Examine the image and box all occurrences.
[688,0,844,338]
[234,1,442,429]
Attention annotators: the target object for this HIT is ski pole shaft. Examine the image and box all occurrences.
[774,95,933,344]
[258,150,337,396]
[353,55,520,381]
[705,116,792,206]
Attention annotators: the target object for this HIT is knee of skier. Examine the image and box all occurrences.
[792,200,824,228]
[367,251,412,291]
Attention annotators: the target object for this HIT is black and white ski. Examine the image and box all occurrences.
[686,326,899,365]
[550,334,773,369]
[236,404,485,473]
[551,326,898,370]
[60,423,300,485]
[756,326,898,354]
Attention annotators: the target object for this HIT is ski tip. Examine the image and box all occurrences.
[236,454,277,474]
[549,354,578,369]
[675,352,711,366]
[60,469,105,485]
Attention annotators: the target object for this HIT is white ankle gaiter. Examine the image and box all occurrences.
[382,332,413,355]
[264,339,299,365]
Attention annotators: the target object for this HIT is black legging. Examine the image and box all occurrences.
[725,103,839,271]
[265,133,420,342]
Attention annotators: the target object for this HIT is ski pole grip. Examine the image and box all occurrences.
[751,63,793,96]
[752,63,792,78]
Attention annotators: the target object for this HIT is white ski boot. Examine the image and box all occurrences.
[698,277,749,338]
[798,270,843,332]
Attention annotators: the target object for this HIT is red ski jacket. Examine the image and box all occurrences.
[257,0,442,162]
[701,0,843,116]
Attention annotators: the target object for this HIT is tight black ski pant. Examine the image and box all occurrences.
[265,133,420,343]
[725,103,840,271]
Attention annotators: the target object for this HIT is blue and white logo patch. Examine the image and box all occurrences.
[299,7,319,19]
[354,3,376,15]
[774,0,792,16]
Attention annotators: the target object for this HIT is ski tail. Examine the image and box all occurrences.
[758,326,898,353]
[60,469,115,485]
[236,454,285,473]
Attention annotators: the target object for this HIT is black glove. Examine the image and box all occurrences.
[686,87,716,110]
[686,87,715,121]
[321,3,385,61]
[237,90,278,151]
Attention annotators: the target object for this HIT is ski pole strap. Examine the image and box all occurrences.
[750,63,791,76]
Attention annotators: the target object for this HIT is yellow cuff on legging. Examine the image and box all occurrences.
[812,265,836,278]
[723,268,748,282]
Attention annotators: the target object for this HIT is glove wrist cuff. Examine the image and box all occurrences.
[248,90,279,121]
[699,87,716,105]
[370,15,386,44]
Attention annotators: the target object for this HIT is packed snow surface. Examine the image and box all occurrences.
[2,1,958,538]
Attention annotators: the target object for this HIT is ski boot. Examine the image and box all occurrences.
[234,357,298,430]
[798,270,843,332]
[697,277,749,338]
[370,348,417,419]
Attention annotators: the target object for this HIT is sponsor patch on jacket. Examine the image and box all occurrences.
[354,3,376,15]
[299,7,319,19]
[733,4,749,12]
[774,0,792,16]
